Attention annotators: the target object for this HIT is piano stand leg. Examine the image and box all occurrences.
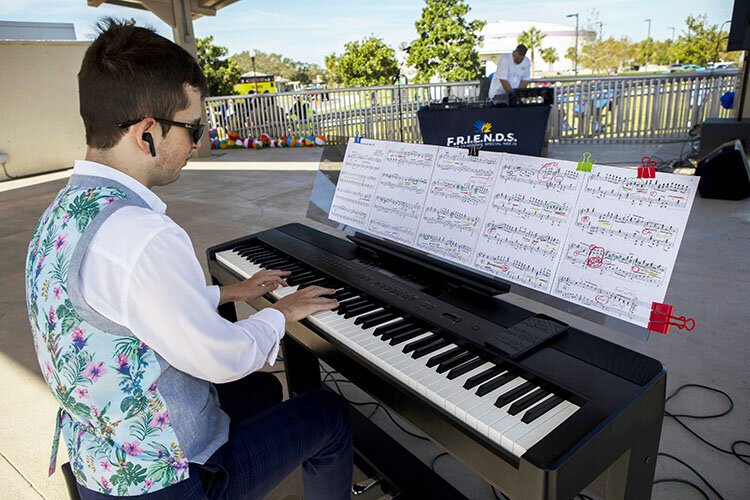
[593,422,661,500]
[282,336,322,395]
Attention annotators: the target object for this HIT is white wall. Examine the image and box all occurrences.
[0,40,90,181]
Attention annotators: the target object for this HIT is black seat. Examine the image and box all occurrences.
[61,463,81,500]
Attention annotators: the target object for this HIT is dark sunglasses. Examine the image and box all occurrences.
[118,117,205,144]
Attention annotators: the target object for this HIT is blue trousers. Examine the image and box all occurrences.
[78,372,353,499]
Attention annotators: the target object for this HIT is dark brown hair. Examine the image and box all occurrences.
[79,18,208,149]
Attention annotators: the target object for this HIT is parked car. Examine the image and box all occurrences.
[668,63,684,73]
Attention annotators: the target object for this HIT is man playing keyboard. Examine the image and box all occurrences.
[24,18,350,500]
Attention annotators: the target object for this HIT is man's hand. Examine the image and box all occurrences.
[270,285,338,323]
[219,268,290,305]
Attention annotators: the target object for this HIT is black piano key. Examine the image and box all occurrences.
[522,395,564,424]
[389,327,428,346]
[494,381,536,409]
[362,313,400,330]
[464,366,504,390]
[381,321,418,341]
[246,252,281,263]
[475,372,515,397]
[447,357,486,380]
[412,339,451,359]
[286,272,316,286]
[240,248,274,258]
[331,289,356,301]
[255,256,288,267]
[403,333,439,353]
[294,275,326,287]
[436,352,477,374]
[336,297,369,311]
[426,346,464,368]
[507,388,550,416]
[342,303,381,319]
[354,309,393,326]
[374,319,410,337]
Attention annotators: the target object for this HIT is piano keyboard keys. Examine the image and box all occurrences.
[214,245,581,458]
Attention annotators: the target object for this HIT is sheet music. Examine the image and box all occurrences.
[413,147,500,265]
[474,155,584,292]
[328,139,386,228]
[367,143,438,245]
[328,139,699,329]
[551,165,698,326]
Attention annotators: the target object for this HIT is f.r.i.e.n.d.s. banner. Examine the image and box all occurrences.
[329,138,698,329]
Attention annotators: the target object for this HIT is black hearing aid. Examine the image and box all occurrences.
[142,133,156,157]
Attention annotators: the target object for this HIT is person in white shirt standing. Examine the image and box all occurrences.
[25,18,352,500]
[488,44,531,98]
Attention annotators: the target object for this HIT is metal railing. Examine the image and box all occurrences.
[205,70,739,145]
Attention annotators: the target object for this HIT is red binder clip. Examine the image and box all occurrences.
[647,302,696,334]
[638,157,657,179]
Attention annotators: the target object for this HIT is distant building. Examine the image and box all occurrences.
[478,20,594,76]
[0,20,76,40]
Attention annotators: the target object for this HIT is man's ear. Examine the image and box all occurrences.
[129,117,157,157]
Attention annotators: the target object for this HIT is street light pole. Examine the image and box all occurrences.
[567,13,579,76]
[596,22,603,41]
[249,49,259,94]
[668,26,675,65]
[644,19,652,69]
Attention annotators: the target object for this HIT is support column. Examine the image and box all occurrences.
[142,0,211,158]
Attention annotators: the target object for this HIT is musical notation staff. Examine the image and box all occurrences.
[368,219,414,245]
[422,206,481,234]
[431,178,492,205]
[553,276,651,324]
[380,172,429,194]
[583,171,692,208]
[372,196,421,220]
[334,188,372,209]
[482,222,559,258]
[499,159,580,192]
[435,147,499,173]
[416,233,474,264]
[564,242,666,285]
[330,205,369,226]
[345,149,385,173]
[387,148,435,169]
[338,172,378,190]
[491,192,571,226]
[574,208,678,250]
[474,252,552,290]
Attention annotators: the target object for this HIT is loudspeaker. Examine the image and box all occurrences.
[728,0,750,51]
[695,139,750,200]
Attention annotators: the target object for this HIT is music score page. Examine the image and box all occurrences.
[329,138,698,327]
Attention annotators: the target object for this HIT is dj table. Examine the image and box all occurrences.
[417,89,553,156]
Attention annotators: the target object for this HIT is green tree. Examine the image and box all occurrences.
[671,14,739,66]
[325,53,341,85]
[518,27,546,74]
[197,36,242,96]
[407,0,485,82]
[329,36,399,87]
[230,50,324,82]
[540,47,558,73]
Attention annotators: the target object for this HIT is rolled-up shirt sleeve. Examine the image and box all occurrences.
[125,223,285,383]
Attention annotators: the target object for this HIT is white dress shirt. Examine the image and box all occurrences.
[489,53,531,97]
[76,160,285,383]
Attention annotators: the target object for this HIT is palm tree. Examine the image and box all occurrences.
[541,47,559,73]
[518,27,546,74]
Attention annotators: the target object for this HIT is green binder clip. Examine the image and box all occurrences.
[577,152,593,172]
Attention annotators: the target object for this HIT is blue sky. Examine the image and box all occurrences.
[0,0,737,65]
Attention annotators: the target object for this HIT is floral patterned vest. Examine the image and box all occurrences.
[25,178,203,495]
